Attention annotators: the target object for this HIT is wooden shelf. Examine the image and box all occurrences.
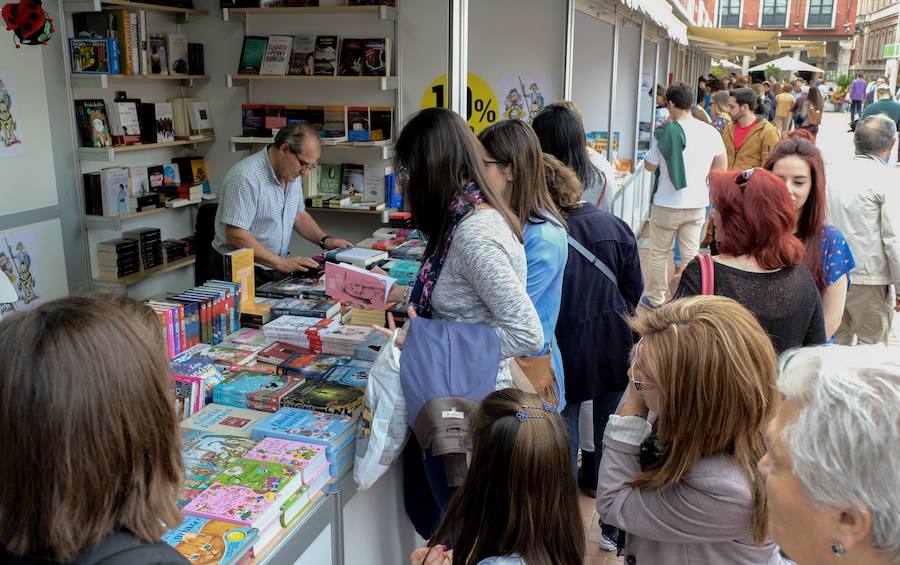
[222,4,396,21]
[93,256,196,286]
[64,0,208,16]
[83,201,202,231]
[77,137,215,162]
[229,136,393,159]
[307,207,393,217]
[70,74,209,89]
[225,74,398,90]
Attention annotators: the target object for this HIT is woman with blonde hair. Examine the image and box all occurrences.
[710,90,732,132]
[597,296,786,564]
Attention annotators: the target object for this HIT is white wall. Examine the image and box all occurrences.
[571,10,615,135]
[613,16,641,169]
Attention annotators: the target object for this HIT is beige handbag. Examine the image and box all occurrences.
[510,351,557,405]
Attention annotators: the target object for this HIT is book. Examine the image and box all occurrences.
[353,331,388,362]
[182,482,281,529]
[155,102,175,142]
[317,164,342,195]
[256,276,326,299]
[269,298,340,319]
[191,159,212,194]
[69,38,119,74]
[170,96,200,139]
[136,10,148,74]
[363,37,390,76]
[147,165,165,192]
[287,34,315,76]
[188,42,205,75]
[285,105,307,126]
[149,34,168,74]
[213,371,304,413]
[206,343,263,366]
[181,404,271,438]
[180,429,259,468]
[305,105,324,133]
[163,163,181,187]
[129,165,150,199]
[332,247,388,268]
[238,36,269,75]
[99,167,130,216]
[313,35,337,76]
[74,99,113,148]
[280,379,364,417]
[177,457,221,508]
[243,436,326,478]
[104,10,135,75]
[163,516,258,565]
[187,100,215,137]
[263,105,286,132]
[223,248,255,307]
[109,100,142,145]
[251,407,357,459]
[212,456,303,496]
[322,106,347,141]
[257,342,309,366]
[340,164,365,198]
[165,33,189,75]
[338,38,364,76]
[346,107,370,142]
[260,35,292,76]
[320,363,368,388]
[369,106,393,141]
[241,104,268,137]
[277,353,348,380]
[324,262,394,310]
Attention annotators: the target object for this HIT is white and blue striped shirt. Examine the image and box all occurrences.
[213,148,305,268]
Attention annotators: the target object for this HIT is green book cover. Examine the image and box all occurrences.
[238,36,269,75]
[318,164,342,195]
[214,457,300,494]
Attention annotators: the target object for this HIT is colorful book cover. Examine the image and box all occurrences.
[243,437,326,483]
[178,457,221,508]
[206,343,263,366]
[251,407,357,458]
[213,457,301,495]
[317,164,342,195]
[180,429,260,468]
[214,371,304,413]
[237,36,269,75]
[224,248,255,307]
[163,516,258,565]
[320,364,368,388]
[278,353,348,379]
[313,35,338,76]
[324,262,395,310]
[181,404,271,438]
[182,482,278,527]
[258,341,309,365]
[280,379,364,417]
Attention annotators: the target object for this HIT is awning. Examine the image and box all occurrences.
[748,55,825,73]
[714,58,742,70]
[688,26,781,57]
[774,40,828,59]
[619,0,689,45]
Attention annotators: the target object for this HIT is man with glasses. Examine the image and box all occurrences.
[211,123,352,284]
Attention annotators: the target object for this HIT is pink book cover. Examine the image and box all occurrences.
[183,482,278,527]
[324,262,395,310]
[174,373,204,413]
[243,437,326,483]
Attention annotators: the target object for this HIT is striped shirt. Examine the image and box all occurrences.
[213,148,305,268]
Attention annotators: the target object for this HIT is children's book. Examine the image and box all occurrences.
[257,341,309,365]
[180,429,260,468]
[280,379,364,417]
[243,437,326,484]
[163,516,258,565]
[181,404,271,438]
[213,457,302,496]
[178,457,221,508]
[324,262,394,310]
[206,343,264,366]
[182,482,280,529]
[213,371,305,413]
[320,364,368,388]
[251,407,357,459]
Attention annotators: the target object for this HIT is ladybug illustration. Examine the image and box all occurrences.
[2,0,54,48]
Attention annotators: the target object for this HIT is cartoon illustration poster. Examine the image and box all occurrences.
[0,70,23,156]
[497,75,550,124]
[0,230,41,312]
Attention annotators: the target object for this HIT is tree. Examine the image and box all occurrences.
[765,64,782,81]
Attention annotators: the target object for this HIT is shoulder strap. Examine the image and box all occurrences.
[698,254,714,295]
[567,235,618,289]
[77,532,180,565]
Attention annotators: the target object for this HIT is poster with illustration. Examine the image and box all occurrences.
[497,75,551,124]
[0,70,23,156]
[0,230,41,311]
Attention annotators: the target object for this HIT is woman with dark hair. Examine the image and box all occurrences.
[0,296,186,564]
[764,133,855,340]
[411,389,584,565]
[532,104,611,213]
[793,87,824,141]
[675,168,826,353]
[478,120,568,405]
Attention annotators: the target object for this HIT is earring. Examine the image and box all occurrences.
[831,540,846,556]
[507,177,512,182]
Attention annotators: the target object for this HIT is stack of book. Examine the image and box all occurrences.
[319,325,375,356]
[96,238,140,280]
[213,370,305,413]
[256,275,326,299]
[262,315,334,349]
[162,239,190,263]
[352,331,388,362]
[257,341,308,365]
[123,227,163,271]
[268,297,340,320]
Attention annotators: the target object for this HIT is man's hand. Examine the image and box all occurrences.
[279,255,320,274]
[324,237,353,250]
[371,266,408,304]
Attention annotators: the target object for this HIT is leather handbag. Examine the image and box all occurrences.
[511,349,556,404]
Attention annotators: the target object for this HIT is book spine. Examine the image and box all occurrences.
[138,10,148,75]
[128,11,139,76]
[107,38,121,74]
[163,308,175,358]
[176,304,186,353]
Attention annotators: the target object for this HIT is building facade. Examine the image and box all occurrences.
[704,0,858,75]
[850,0,900,74]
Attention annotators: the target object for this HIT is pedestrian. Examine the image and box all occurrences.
[796,87,824,141]
[597,296,787,565]
[675,168,826,354]
[826,114,900,345]
[410,389,584,565]
[775,83,796,134]
[545,153,642,551]
[722,88,781,169]
[751,83,771,122]
[654,85,670,128]
[864,76,887,109]
[641,82,726,310]
[763,81,777,121]
[760,345,900,565]
[860,83,900,160]
[478,120,568,406]
[765,132,856,340]
[710,90,732,132]
[848,73,867,124]
[533,104,614,213]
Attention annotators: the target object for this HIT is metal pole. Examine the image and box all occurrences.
[633,18,646,169]
[564,0,575,100]
[607,14,621,163]
[448,0,468,117]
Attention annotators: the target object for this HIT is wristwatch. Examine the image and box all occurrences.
[318,235,332,250]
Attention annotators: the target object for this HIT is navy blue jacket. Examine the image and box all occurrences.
[555,203,643,404]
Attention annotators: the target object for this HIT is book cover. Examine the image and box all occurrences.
[277,353,348,380]
[206,343,263,366]
[313,35,337,76]
[180,429,259,468]
[340,164,365,198]
[333,247,387,267]
[251,407,357,458]
[129,166,150,199]
[320,364,368,388]
[321,105,346,141]
[263,105,286,132]
[149,34,168,75]
[241,104,268,137]
[213,457,301,495]
[181,404,271,438]
[163,163,181,187]
[99,167,130,216]
[258,341,309,365]
[155,102,175,142]
[280,379,364,417]
[363,37,388,76]
[224,248,254,306]
[237,36,269,75]
[182,482,279,528]
[214,371,302,413]
[287,34,315,76]
[243,437,326,483]
[167,33,189,74]
[191,159,212,194]
[163,516,258,565]
[317,164,342,195]
[324,261,394,310]
[147,165,165,192]
[368,106,393,141]
[69,38,115,73]
[177,458,220,508]
[109,101,142,145]
[338,38,363,76]
[346,107,370,142]
[75,99,113,147]
[259,35,292,76]
[285,105,307,126]
[187,101,214,137]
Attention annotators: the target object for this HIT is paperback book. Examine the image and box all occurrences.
[251,407,357,459]
[163,516,258,565]
[313,35,337,76]
[287,34,315,75]
[260,35,292,76]
[324,261,395,310]
[238,36,269,75]
[181,404,271,438]
[279,378,364,417]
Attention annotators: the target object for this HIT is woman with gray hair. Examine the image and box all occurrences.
[759,345,900,565]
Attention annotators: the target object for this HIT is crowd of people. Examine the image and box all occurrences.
[2,91,899,565]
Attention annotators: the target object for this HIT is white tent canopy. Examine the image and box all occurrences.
[748,55,824,73]
[714,59,742,70]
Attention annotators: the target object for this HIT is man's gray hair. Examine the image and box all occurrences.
[777,346,900,562]
[273,123,319,154]
[854,114,897,156]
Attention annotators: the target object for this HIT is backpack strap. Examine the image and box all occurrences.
[567,235,618,289]
[697,254,714,296]
[77,532,182,565]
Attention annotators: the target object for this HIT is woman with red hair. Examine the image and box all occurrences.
[764,132,855,340]
[675,168,826,353]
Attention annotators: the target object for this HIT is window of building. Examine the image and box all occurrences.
[718,0,741,27]
[807,0,834,27]
[761,0,788,28]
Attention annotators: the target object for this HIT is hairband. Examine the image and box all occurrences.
[515,403,555,422]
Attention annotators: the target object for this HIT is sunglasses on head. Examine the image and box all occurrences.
[735,168,755,186]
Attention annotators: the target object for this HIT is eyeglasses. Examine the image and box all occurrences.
[291,151,318,171]
[482,159,509,168]
[735,168,755,186]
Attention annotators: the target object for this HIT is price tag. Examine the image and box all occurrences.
[420,73,499,134]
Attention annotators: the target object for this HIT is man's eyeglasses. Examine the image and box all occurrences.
[292,151,318,171]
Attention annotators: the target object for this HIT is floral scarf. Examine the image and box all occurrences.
[409,181,485,318]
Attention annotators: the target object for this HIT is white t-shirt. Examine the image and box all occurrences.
[584,146,616,213]
[645,117,725,209]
